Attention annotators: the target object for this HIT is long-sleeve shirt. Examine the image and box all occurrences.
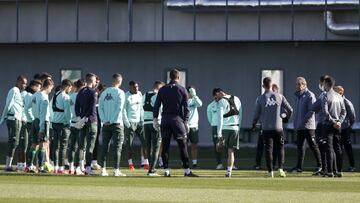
[24,91,35,123]
[32,91,51,133]
[123,91,143,127]
[75,87,98,123]
[207,100,218,127]
[51,91,72,125]
[217,95,242,135]
[312,91,326,123]
[153,80,189,122]
[252,90,293,131]
[188,96,202,128]
[293,88,316,130]
[98,87,125,125]
[321,89,346,125]
[342,96,356,129]
[0,87,23,124]
[69,92,78,123]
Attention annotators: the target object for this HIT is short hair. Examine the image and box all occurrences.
[296,77,307,86]
[324,77,335,88]
[272,84,279,91]
[212,87,223,96]
[112,73,122,80]
[129,80,138,86]
[39,72,52,81]
[29,79,42,87]
[320,75,331,83]
[153,80,165,88]
[43,78,54,89]
[85,73,96,84]
[61,79,73,89]
[170,69,180,80]
[74,79,85,89]
[55,85,61,92]
[263,77,272,89]
[33,73,41,80]
[17,75,27,83]
[334,85,344,96]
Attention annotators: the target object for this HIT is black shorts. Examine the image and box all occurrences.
[161,117,187,140]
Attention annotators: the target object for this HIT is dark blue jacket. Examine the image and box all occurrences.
[75,87,98,123]
[153,80,189,122]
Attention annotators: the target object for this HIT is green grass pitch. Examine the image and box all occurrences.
[0,146,360,202]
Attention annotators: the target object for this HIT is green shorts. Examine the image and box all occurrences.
[188,127,199,144]
[30,119,50,144]
[223,129,240,150]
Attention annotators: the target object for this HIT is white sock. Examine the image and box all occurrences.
[144,159,149,165]
[141,156,145,164]
[184,168,191,175]
[69,162,74,169]
[227,166,232,173]
[192,160,197,165]
[59,166,64,171]
[23,162,27,168]
[128,159,133,165]
[7,157,13,168]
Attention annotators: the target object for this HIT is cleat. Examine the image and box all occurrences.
[225,173,231,178]
[279,169,286,178]
[113,169,126,177]
[253,165,261,170]
[289,167,302,173]
[323,173,335,178]
[268,171,274,178]
[28,165,37,173]
[348,167,356,172]
[100,168,109,177]
[44,162,54,173]
[91,162,101,170]
[75,167,84,176]
[148,172,160,177]
[312,168,323,176]
[85,167,95,175]
[164,170,171,177]
[184,171,199,177]
[143,164,149,170]
[129,164,135,172]
[334,172,343,178]
[5,167,15,172]
[24,166,30,173]
[216,164,224,170]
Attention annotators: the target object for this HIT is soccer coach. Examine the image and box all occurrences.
[153,69,198,177]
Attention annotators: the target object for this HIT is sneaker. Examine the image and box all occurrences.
[312,167,322,176]
[334,172,343,178]
[268,171,274,178]
[28,165,37,173]
[348,167,356,172]
[323,172,335,178]
[253,165,261,170]
[279,169,286,178]
[289,167,302,173]
[143,164,149,170]
[91,162,101,170]
[100,168,109,177]
[184,171,199,177]
[129,164,135,172]
[85,167,95,175]
[5,167,15,172]
[75,167,84,176]
[216,164,224,170]
[164,170,171,177]
[113,169,126,177]
[148,172,160,177]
